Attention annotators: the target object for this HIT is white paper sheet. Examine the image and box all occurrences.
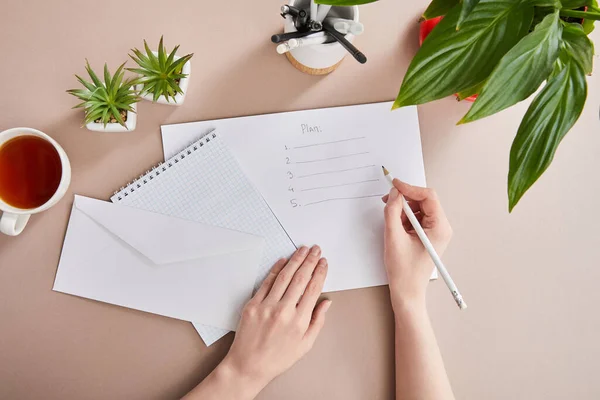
[54,195,265,331]
[112,132,297,346]
[161,102,432,294]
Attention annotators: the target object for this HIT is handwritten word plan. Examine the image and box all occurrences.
[162,102,427,293]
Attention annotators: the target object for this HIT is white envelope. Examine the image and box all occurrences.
[53,195,265,331]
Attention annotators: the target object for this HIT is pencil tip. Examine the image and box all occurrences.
[381,166,389,175]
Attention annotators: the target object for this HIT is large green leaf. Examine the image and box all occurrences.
[456,80,486,100]
[583,17,596,34]
[460,12,561,123]
[457,0,481,28]
[507,53,587,211]
[582,0,599,33]
[531,0,561,6]
[560,0,592,8]
[562,22,594,73]
[422,0,459,20]
[560,9,600,20]
[393,0,534,109]
[314,0,377,4]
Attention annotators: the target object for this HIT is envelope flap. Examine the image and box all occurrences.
[74,196,265,264]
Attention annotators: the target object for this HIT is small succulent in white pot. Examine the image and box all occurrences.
[127,36,193,105]
[67,60,139,132]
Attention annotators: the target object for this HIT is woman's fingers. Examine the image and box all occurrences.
[392,178,452,242]
[303,299,332,347]
[382,193,419,212]
[297,257,328,317]
[392,178,442,217]
[264,246,313,303]
[252,258,288,303]
[282,247,324,305]
[402,210,423,232]
[384,187,408,241]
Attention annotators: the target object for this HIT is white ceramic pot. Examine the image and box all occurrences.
[0,127,71,236]
[284,0,359,74]
[85,102,138,132]
[136,51,191,106]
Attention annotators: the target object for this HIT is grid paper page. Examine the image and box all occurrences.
[111,132,296,346]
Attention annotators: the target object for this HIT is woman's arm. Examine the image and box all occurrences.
[182,246,330,400]
[383,179,455,400]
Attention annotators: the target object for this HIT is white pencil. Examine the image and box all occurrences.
[315,4,333,22]
[310,0,318,21]
[276,35,330,54]
[382,166,467,310]
[326,17,365,35]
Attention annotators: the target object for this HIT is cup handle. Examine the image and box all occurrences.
[0,212,30,236]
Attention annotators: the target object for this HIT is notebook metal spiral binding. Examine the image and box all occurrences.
[113,130,217,201]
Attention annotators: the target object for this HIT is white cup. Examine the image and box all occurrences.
[0,127,71,236]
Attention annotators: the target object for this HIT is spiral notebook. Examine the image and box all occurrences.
[111,130,297,346]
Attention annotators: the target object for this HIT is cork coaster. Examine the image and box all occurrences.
[285,52,344,75]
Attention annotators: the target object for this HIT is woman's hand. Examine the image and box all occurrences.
[227,246,330,390]
[183,246,330,400]
[382,179,453,309]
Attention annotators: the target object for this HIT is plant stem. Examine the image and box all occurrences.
[560,9,600,20]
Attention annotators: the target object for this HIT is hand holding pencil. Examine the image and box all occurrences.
[381,168,467,310]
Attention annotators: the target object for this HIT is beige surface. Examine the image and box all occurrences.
[1,1,599,399]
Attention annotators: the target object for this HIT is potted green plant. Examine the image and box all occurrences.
[67,61,140,132]
[128,36,193,106]
[319,0,597,212]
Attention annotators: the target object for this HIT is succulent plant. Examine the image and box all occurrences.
[67,60,139,128]
[127,36,193,103]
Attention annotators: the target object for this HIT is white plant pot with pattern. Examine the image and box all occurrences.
[85,102,137,132]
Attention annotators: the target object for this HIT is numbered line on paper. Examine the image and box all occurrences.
[283,136,386,209]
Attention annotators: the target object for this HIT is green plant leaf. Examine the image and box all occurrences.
[457,0,481,29]
[561,22,594,73]
[103,63,112,92]
[128,48,154,71]
[393,0,534,109]
[422,0,459,20]
[507,53,587,211]
[167,54,192,75]
[167,78,183,94]
[110,62,126,98]
[560,9,600,20]
[66,88,90,100]
[560,0,592,8]
[531,0,561,6]
[84,109,103,125]
[110,104,126,127]
[460,11,561,123]
[582,17,596,33]
[74,75,96,92]
[73,101,89,109]
[158,36,166,71]
[582,0,598,33]
[456,80,486,100]
[100,108,110,127]
[152,81,162,102]
[315,0,378,5]
[166,45,179,68]
[85,60,103,88]
[144,40,160,70]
